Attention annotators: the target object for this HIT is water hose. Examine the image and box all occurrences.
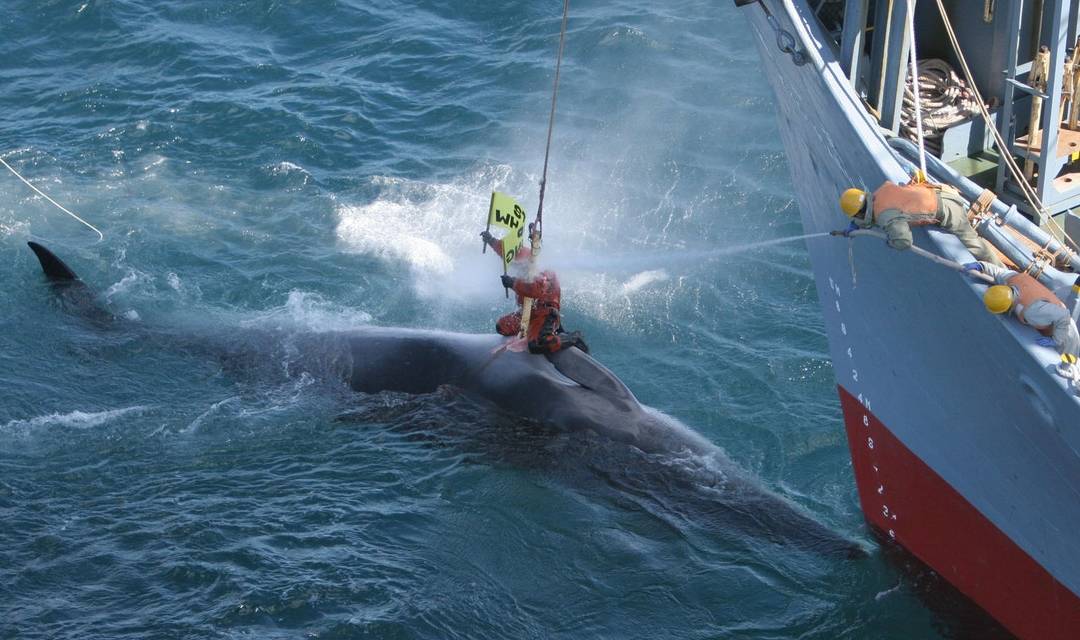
[830,228,995,284]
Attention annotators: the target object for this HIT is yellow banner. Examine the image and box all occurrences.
[487,191,528,266]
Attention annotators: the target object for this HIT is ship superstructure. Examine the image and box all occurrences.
[733,0,1080,636]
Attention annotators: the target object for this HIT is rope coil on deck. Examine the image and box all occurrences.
[900,59,978,157]
[934,0,1080,258]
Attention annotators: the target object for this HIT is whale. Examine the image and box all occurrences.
[26,240,866,557]
[28,241,114,325]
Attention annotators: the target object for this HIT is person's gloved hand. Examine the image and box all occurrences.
[1036,336,1056,347]
[500,274,515,289]
[480,230,495,244]
[962,262,984,273]
[1057,353,1079,380]
[842,221,859,237]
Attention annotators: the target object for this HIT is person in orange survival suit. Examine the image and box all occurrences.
[481,228,531,337]
[499,271,589,355]
[480,229,532,266]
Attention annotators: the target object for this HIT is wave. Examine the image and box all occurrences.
[2,405,149,431]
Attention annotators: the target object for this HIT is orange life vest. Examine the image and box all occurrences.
[511,271,562,341]
[1007,272,1065,332]
[872,181,939,226]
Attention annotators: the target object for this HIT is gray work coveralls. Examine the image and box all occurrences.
[859,188,1004,266]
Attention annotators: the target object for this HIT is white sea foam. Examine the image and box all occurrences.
[240,290,373,332]
[182,396,241,433]
[621,269,669,293]
[2,405,149,431]
[104,269,152,303]
[0,220,29,237]
[271,161,306,175]
[142,155,166,172]
[874,582,902,601]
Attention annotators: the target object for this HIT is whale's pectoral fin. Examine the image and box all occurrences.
[546,348,637,407]
[28,241,80,281]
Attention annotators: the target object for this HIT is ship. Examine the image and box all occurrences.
[732,0,1080,637]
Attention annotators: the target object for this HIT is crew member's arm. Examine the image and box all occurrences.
[875,208,913,251]
[481,231,503,255]
[510,276,549,299]
[1026,301,1080,356]
[977,261,1020,285]
[482,231,531,263]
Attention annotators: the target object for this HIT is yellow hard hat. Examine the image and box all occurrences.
[840,188,867,217]
[983,285,1014,314]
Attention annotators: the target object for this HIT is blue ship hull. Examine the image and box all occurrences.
[739,2,1080,637]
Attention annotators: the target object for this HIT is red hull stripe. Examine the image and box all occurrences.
[838,385,1080,639]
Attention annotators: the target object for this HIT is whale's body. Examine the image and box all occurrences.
[27,241,865,557]
[343,326,716,455]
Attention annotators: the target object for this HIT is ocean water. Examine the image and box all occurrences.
[0,1,1009,639]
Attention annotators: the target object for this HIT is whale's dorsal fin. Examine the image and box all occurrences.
[28,241,80,281]
[27,241,114,324]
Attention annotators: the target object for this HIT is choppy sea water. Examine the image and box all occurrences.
[0,2,1011,638]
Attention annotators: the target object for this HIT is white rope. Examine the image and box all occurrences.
[905,0,928,180]
[0,156,104,242]
[900,59,979,155]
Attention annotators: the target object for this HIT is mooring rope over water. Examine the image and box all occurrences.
[0,156,104,242]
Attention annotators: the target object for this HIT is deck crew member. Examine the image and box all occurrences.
[840,182,1003,266]
[964,261,1080,356]
[498,270,589,354]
